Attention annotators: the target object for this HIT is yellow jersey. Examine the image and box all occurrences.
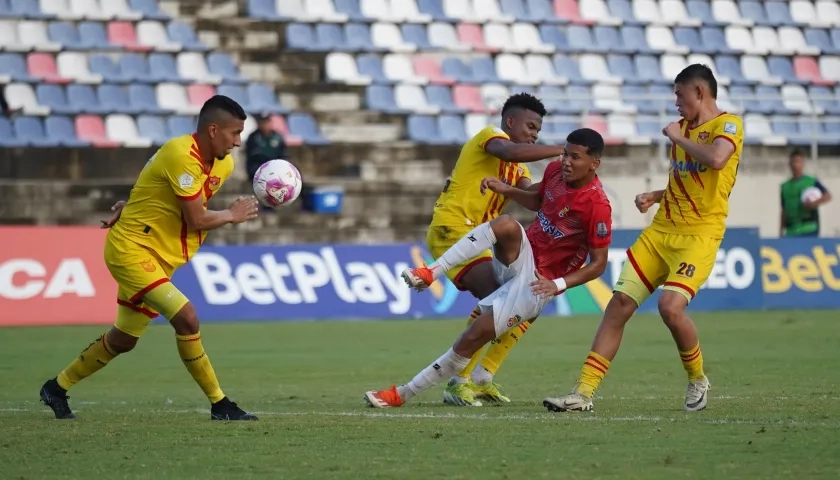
[652,112,743,238]
[108,134,235,269]
[431,126,531,227]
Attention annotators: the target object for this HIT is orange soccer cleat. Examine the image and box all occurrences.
[364,385,405,408]
[401,266,435,291]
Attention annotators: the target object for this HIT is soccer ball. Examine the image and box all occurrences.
[801,186,823,204]
[253,159,303,208]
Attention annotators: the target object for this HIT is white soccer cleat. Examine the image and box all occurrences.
[543,390,594,412]
[401,266,434,292]
[684,376,711,411]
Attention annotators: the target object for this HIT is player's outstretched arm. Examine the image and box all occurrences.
[180,196,259,232]
[485,138,564,164]
[530,246,609,299]
[480,176,541,211]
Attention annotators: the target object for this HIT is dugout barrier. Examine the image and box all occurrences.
[1,226,839,326]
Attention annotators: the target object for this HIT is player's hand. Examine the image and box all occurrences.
[635,192,657,214]
[803,199,820,210]
[100,200,126,229]
[480,176,510,196]
[530,271,563,300]
[662,122,682,141]
[228,196,260,223]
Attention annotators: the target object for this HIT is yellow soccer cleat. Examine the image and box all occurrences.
[470,381,511,403]
[442,379,483,407]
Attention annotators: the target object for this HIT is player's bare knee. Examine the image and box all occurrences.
[462,263,498,299]
[604,292,638,325]
[106,327,139,353]
[454,314,496,356]
[489,215,520,242]
[169,303,200,335]
[658,292,688,326]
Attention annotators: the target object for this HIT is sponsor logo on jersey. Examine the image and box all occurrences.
[537,210,565,239]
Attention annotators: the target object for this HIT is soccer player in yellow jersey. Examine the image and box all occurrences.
[544,64,743,413]
[426,93,567,406]
[39,95,261,421]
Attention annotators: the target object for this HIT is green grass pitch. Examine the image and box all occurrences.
[1,311,839,479]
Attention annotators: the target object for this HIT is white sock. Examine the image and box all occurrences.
[429,223,497,280]
[449,375,469,385]
[397,348,470,402]
[471,366,493,385]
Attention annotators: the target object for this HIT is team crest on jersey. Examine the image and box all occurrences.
[139,259,156,273]
[506,315,522,328]
[207,176,221,190]
[557,205,569,218]
[698,132,709,142]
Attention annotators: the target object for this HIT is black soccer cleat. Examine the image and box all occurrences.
[210,397,258,421]
[40,378,76,419]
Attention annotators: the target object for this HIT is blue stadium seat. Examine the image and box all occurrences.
[14,117,58,147]
[79,22,118,50]
[130,0,170,20]
[0,117,26,147]
[716,55,755,85]
[137,115,169,145]
[767,56,808,86]
[401,24,433,51]
[809,86,840,115]
[128,84,170,114]
[739,1,775,27]
[345,24,383,52]
[674,27,716,54]
[700,28,738,55]
[568,26,606,53]
[317,24,350,52]
[167,21,209,51]
[607,0,643,26]
[10,0,52,19]
[527,0,564,23]
[648,84,678,114]
[552,55,592,85]
[148,53,183,83]
[416,0,454,22]
[0,0,11,18]
[620,26,656,55]
[357,54,390,83]
[622,85,658,114]
[441,57,474,83]
[286,24,319,51]
[365,85,406,114]
[821,117,840,139]
[804,28,840,55]
[729,85,768,114]
[771,118,809,145]
[548,120,581,139]
[438,115,467,145]
[559,85,594,114]
[534,85,561,114]
[207,53,247,84]
[686,0,726,27]
[636,116,662,136]
[120,54,156,83]
[89,54,131,83]
[217,84,254,112]
[607,55,643,84]
[67,84,110,115]
[634,55,668,84]
[756,85,797,115]
[0,53,34,82]
[334,0,372,22]
[406,115,443,144]
[765,1,797,27]
[798,117,823,142]
[48,22,84,50]
[36,85,78,115]
[248,0,284,20]
[426,85,467,114]
[248,83,289,114]
[511,84,536,96]
[594,27,634,55]
[97,84,138,115]
[471,57,502,83]
[288,113,329,145]
[539,25,572,52]
[500,0,530,22]
[167,115,195,136]
[45,116,89,147]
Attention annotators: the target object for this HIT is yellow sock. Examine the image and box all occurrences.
[679,343,705,381]
[455,306,483,380]
[576,351,611,398]
[176,332,225,403]
[479,319,532,375]
[57,333,118,390]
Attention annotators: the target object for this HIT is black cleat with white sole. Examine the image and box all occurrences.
[210,397,259,421]
[40,378,76,419]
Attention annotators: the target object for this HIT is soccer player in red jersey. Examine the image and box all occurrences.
[363,128,613,408]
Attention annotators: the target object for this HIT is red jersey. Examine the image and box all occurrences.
[526,161,613,280]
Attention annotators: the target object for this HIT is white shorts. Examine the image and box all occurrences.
[478,223,552,337]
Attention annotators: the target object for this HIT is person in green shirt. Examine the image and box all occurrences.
[780,150,832,237]
[245,113,288,182]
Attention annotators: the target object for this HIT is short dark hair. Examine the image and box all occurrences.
[790,149,805,160]
[674,64,718,99]
[566,128,604,157]
[501,92,547,117]
[197,95,247,128]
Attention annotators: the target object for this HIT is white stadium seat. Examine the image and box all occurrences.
[752,27,794,56]
[725,25,766,55]
[465,114,488,137]
[646,25,689,54]
[5,83,50,115]
[360,0,402,22]
[0,20,26,51]
[511,23,554,53]
[70,0,111,20]
[819,56,840,82]
[443,0,481,22]
[483,24,522,53]
[782,84,821,114]
[400,0,432,23]
[428,23,469,51]
[608,114,651,144]
[660,54,689,81]
[743,114,786,145]
[383,53,426,84]
[177,52,222,85]
[371,23,416,52]
[106,114,152,147]
[778,27,820,56]
[156,83,195,115]
[102,0,142,20]
[276,0,317,21]
[790,0,828,28]
[40,0,81,20]
[18,21,61,51]
[660,0,702,27]
[580,0,622,26]
[325,52,371,84]
[687,53,729,85]
[816,1,840,27]
[524,54,568,85]
[395,84,440,114]
[472,0,514,23]
[306,0,350,23]
[480,83,510,111]
[712,0,753,27]
[593,85,637,114]
[56,52,103,84]
[496,54,539,85]
[740,55,783,85]
[716,86,742,113]
[633,0,668,26]
[136,21,182,52]
[580,54,622,84]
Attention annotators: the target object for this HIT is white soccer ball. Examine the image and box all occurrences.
[801,186,823,204]
[253,159,303,208]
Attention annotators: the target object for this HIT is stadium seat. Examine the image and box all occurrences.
[753,26,793,56]
[413,55,454,84]
[177,52,222,84]
[18,20,61,51]
[5,83,49,115]
[106,114,152,146]
[741,55,783,85]
[395,84,439,114]
[608,54,642,84]
[167,115,194,136]
[552,0,590,24]
[365,85,406,113]
[401,24,433,50]
[464,113,488,136]
[70,0,111,20]
[538,25,571,52]
[129,0,169,20]
[248,83,289,114]
[28,52,68,83]
[494,54,528,85]
[103,0,141,20]
[739,1,773,27]
[285,23,318,51]
[371,22,416,52]
[647,25,690,54]
[473,0,515,23]
[621,84,656,114]
[594,26,635,55]
[98,84,139,115]
[712,0,754,27]
[79,21,118,50]
[790,0,827,28]
[0,20,26,51]
[674,27,716,54]
[765,1,796,27]
[149,53,183,82]
[206,53,247,84]
[453,84,491,113]
[14,116,58,147]
[217,84,253,112]
[660,54,688,83]
[700,27,739,54]
[579,0,622,26]
[288,112,330,145]
[136,20,181,51]
[136,115,169,145]
[817,1,840,27]
[128,84,169,114]
[48,21,85,50]
[781,84,821,114]
[156,83,193,114]
[443,0,481,22]
[621,26,656,54]
[401,0,434,23]
[269,115,302,146]
[307,0,350,22]
[579,54,622,85]
[345,23,384,52]
[39,0,77,19]
[484,24,523,53]
[441,57,474,83]
[36,84,77,114]
[715,85,742,113]
[356,54,390,83]
[315,24,347,51]
[426,85,468,114]
[633,0,667,26]
[592,84,637,113]
[779,27,821,55]
[634,54,668,84]
[248,0,283,20]
[804,28,840,55]
[553,54,591,85]
[819,56,840,82]
[438,114,467,144]
[186,84,215,111]
[108,21,150,51]
[167,21,209,51]
[406,114,442,144]
[582,114,622,145]
[360,0,400,22]
[567,25,605,54]
[471,56,503,83]
[767,56,808,86]
[326,52,371,84]
[771,118,810,146]
[809,85,840,114]
[11,0,52,19]
[383,53,426,84]
[794,56,834,86]
[525,54,567,85]
[726,26,766,54]
[662,0,702,26]
[607,0,644,26]
[756,85,796,114]
[277,0,317,20]
[479,83,509,111]
[511,23,554,53]
[499,0,527,21]
[715,54,753,85]
[0,117,26,147]
[55,51,102,83]
[686,53,728,84]
[648,83,678,113]
[416,0,453,22]
[45,115,89,147]
[608,113,651,144]
[457,23,496,52]
[743,113,786,145]
[67,83,108,114]
[119,53,154,83]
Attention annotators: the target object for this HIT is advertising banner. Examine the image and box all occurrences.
[760,237,840,309]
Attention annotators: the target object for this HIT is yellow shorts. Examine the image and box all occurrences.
[104,238,190,337]
[426,224,492,291]
[614,228,721,306]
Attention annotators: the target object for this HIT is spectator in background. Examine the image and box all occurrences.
[780,150,832,237]
[245,113,287,182]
